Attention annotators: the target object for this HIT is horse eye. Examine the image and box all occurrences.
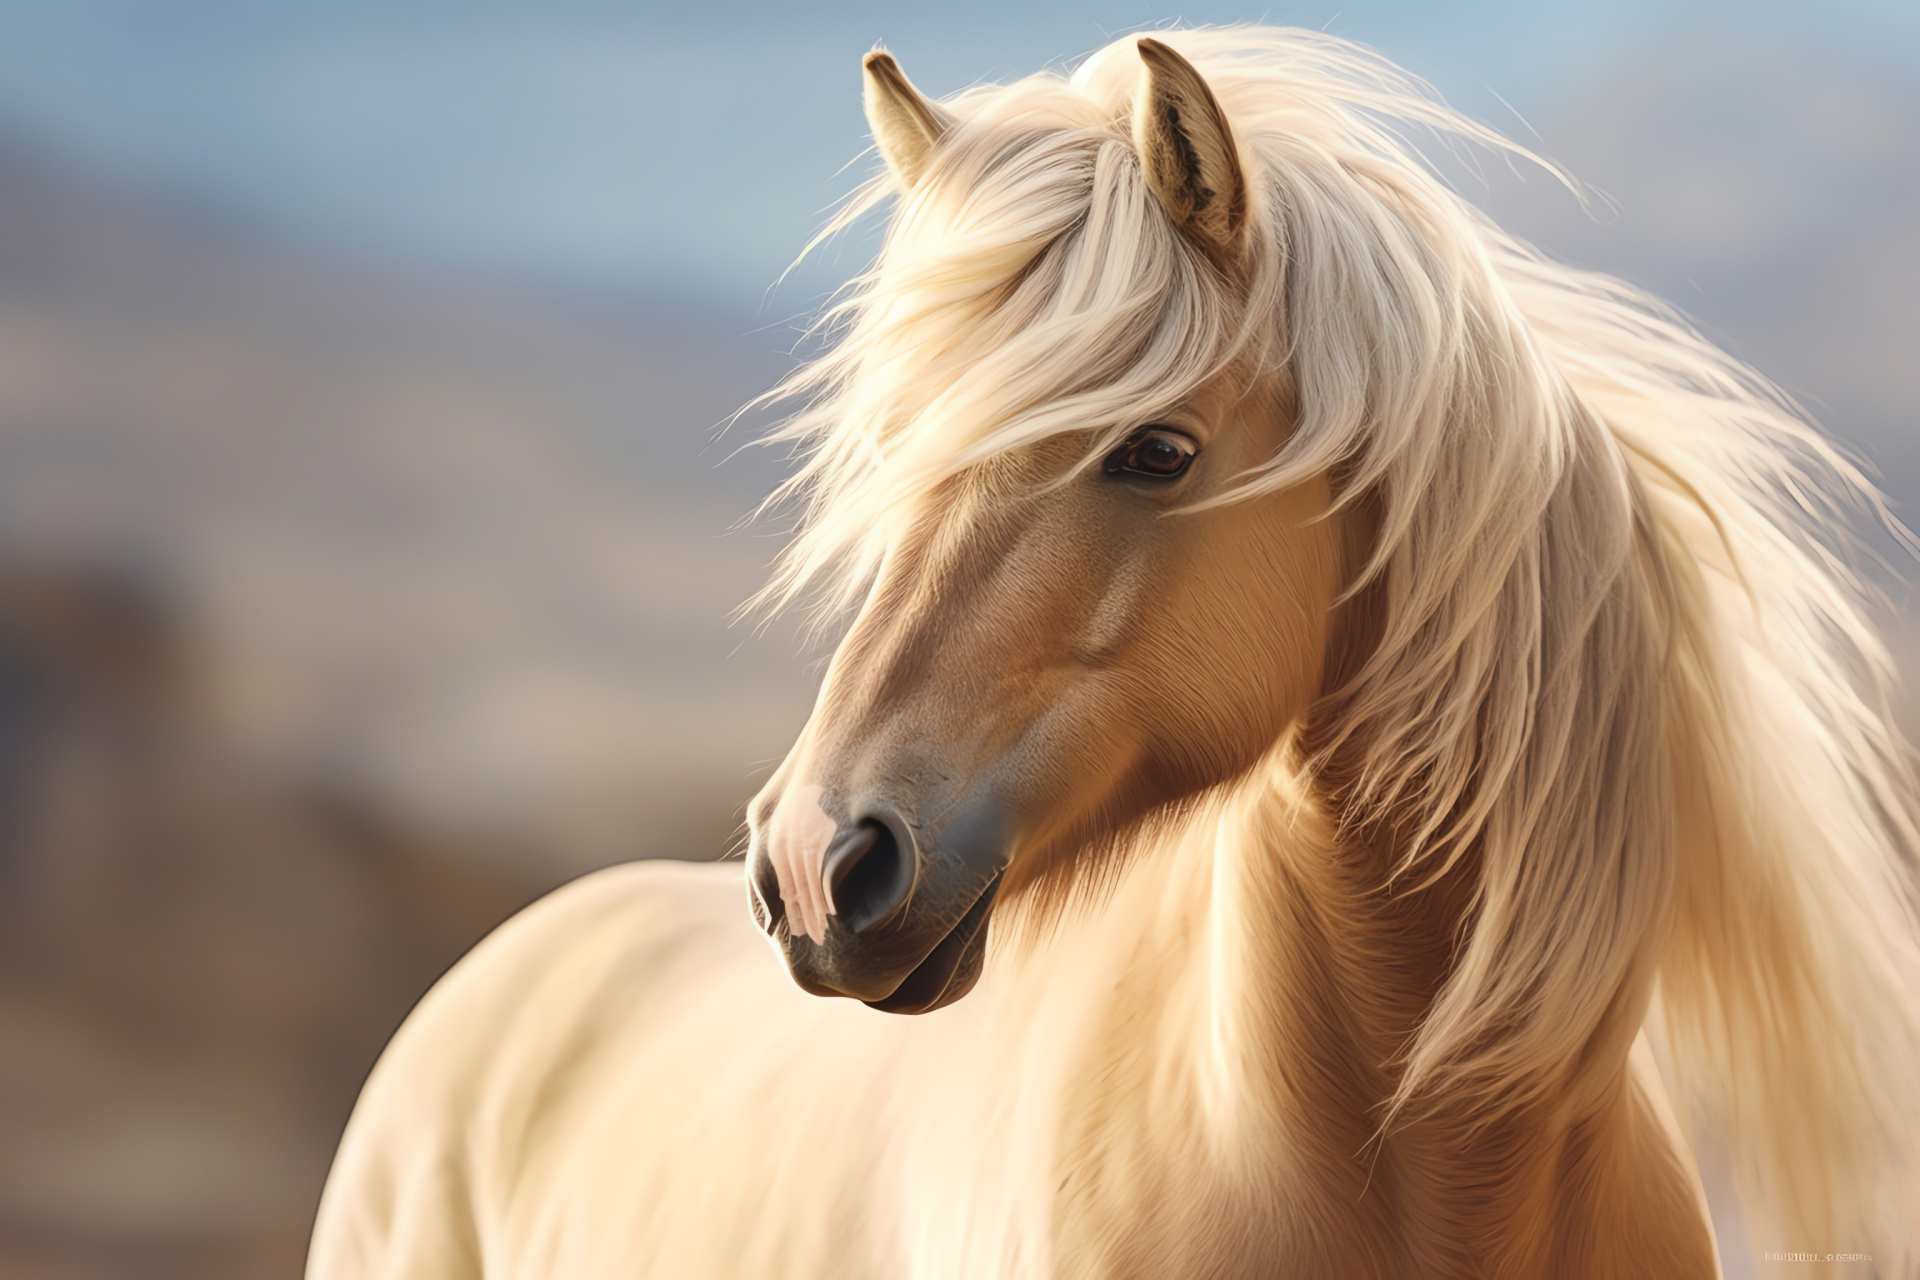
[1103,428,1197,480]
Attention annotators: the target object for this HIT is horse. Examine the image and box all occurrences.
[306,28,1920,1279]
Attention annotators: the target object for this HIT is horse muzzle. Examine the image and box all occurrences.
[747,788,1011,1014]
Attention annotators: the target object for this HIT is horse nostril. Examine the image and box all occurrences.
[749,854,785,936]
[825,818,914,935]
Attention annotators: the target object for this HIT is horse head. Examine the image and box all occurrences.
[746,41,1360,1012]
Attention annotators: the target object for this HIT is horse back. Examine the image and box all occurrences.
[305,859,889,1280]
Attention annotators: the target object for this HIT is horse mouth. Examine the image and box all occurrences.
[862,872,1003,1014]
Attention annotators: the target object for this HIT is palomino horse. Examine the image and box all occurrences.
[309,30,1920,1279]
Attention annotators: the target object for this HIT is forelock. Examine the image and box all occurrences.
[760,70,1252,617]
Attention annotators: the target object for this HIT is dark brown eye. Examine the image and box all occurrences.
[1103,427,1197,480]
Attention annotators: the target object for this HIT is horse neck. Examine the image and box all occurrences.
[1180,757,1479,1153]
[1034,753,1659,1270]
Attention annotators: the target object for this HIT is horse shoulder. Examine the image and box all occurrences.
[306,858,759,1280]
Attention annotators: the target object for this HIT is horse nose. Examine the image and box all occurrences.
[748,852,785,935]
[825,814,915,935]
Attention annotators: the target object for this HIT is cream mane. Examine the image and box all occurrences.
[760,26,1920,1265]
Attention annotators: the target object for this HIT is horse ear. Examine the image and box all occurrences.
[1131,38,1246,257]
[863,51,954,189]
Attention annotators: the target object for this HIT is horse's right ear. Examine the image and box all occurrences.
[863,51,954,189]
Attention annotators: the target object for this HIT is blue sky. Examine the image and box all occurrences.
[0,0,1916,322]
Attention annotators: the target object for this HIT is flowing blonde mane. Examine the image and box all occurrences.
[758,26,1920,1266]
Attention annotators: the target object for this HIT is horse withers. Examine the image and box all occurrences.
[308,29,1920,1280]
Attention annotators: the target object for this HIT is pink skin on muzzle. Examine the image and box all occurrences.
[764,783,838,943]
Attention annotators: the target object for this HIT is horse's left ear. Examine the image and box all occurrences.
[863,51,955,188]
[1132,38,1247,258]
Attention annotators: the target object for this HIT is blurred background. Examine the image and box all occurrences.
[0,1,1913,1276]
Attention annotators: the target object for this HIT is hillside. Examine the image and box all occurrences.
[0,139,812,1277]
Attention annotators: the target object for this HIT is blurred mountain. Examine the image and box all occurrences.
[1484,34,1920,507]
[0,558,535,1278]
[0,133,816,878]
[0,133,815,1277]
